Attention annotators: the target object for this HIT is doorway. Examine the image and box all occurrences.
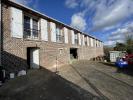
[70,48,78,59]
[27,47,40,69]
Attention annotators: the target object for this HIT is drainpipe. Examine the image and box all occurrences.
[0,0,2,66]
[94,38,97,61]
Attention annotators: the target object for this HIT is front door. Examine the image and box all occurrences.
[30,48,40,69]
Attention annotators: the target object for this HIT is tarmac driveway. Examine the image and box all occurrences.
[59,61,133,100]
[0,68,100,100]
[0,61,133,100]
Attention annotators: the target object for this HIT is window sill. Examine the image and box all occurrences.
[23,38,41,41]
[56,41,64,44]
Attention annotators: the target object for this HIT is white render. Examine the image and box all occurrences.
[64,27,68,43]
[11,7,23,38]
[50,22,56,42]
[78,33,81,45]
[41,18,48,41]
[71,30,75,44]
[82,35,85,46]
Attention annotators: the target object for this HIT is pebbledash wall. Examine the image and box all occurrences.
[1,0,104,73]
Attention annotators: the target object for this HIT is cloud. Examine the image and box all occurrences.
[65,0,79,8]
[104,41,116,46]
[15,0,38,9]
[92,0,133,31]
[105,22,133,46]
[15,0,33,5]
[66,0,133,32]
[70,12,87,31]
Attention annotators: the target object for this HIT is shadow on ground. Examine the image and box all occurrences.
[116,67,133,77]
[100,62,116,68]
[0,51,101,100]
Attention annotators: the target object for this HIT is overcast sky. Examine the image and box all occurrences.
[15,0,133,46]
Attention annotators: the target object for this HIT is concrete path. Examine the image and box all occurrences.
[58,64,100,97]
[58,61,133,100]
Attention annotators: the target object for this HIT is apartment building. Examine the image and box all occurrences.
[1,0,104,74]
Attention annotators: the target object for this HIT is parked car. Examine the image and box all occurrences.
[125,54,133,66]
[115,57,128,68]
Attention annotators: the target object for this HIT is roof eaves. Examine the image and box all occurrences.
[6,0,102,42]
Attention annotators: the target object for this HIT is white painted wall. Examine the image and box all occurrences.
[64,27,68,43]
[78,33,81,45]
[41,18,48,41]
[87,36,89,46]
[90,38,94,47]
[71,30,75,44]
[11,7,23,38]
[109,51,122,62]
[82,35,85,46]
[50,22,56,42]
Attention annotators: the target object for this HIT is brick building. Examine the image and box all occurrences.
[0,0,104,74]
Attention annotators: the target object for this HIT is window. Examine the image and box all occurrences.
[74,33,78,45]
[24,16,30,37]
[96,40,98,47]
[24,15,39,39]
[33,19,38,38]
[58,48,63,55]
[56,25,64,43]
[85,36,87,46]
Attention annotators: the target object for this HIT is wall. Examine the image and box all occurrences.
[2,4,104,74]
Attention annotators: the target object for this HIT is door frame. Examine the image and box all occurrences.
[70,48,78,60]
[27,47,40,69]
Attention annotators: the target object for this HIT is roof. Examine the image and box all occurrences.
[3,0,102,42]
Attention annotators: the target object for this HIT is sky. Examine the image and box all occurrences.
[15,0,133,46]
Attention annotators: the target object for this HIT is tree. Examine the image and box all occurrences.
[125,36,133,54]
[114,36,133,54]
[114,42,126,51]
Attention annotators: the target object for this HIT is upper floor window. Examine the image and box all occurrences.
[24,15,39,39]
[74,33,78,45]
[33,19,38,38]
[24,16,30,37]
[56,25,64,43]
[85,36,87,46]
[95,40,97,47]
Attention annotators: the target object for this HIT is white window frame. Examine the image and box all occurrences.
[23,15,39,40]
[56,25,64,43]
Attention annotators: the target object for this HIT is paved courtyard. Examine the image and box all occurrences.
[59,61,133,100]
[0,61,133,100]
